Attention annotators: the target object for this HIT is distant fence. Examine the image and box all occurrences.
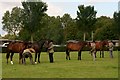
[1,46,120,53]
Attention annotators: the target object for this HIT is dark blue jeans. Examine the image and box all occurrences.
[109,50,113,58]
[49,53,54,63]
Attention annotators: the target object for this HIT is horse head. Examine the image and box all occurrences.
[23,41,32,49]
[102,40,109,47]
[86,42,91,47]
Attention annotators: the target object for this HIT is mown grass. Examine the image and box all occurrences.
[1,51,119,78]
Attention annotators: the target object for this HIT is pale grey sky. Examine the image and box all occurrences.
[0,0,119,36]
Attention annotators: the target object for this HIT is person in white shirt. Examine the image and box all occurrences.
[90,40,96,61]
[22,48,35,64]
[47,40,54,63]
[109,41,114,58]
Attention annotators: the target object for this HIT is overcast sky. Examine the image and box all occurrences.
[0,0,119,36]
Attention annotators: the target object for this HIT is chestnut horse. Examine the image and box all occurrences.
[66,40,90,60]
[6,41,31,64]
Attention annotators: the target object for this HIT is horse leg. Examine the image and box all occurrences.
[6,52,10,64]
[66,49,68,60]
[38,52,41,63]
[10,53,14,64]
[66,49,70,60]
[68,52,70,60]
[78,51,81,60]
[102,50,104,58]
[100,51,101,58]
[22,54,26,65]
[95,51,97,58]
[35,53,37,64]
[19,53,22,64]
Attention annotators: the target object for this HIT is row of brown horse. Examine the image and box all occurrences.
[6,40,49,64]
[66,40,110,61]
[6,40,110,64]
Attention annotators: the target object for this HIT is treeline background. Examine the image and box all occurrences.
[1,0,120,45]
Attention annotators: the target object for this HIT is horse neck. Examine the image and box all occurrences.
[102,41,108,46]
[79,41,87,47]
[38,41,45,48]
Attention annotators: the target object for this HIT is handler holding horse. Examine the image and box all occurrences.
[90,40,96,61]
[108,40,114,58]
[47,40,54,63]
[89,40,109,61]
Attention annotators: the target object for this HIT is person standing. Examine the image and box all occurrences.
[90,40,96,61]
[109,40,114,58]
[48,40,54,63]
[90,41,96,54]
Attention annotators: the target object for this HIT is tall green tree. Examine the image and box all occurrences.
[22,0,47,42]
[42,16,64,44]
[29,14,64,44]
[94,16,117,40]
[94,26,117,40]
[61,14,78,41]
[76,5,97,41]
[2,7,23,38]
[17,29,31,41]
[113,11,120,39]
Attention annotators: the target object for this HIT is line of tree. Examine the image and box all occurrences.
[2,0,120,44]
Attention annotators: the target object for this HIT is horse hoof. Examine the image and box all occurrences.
[35,62,37,64]
[11,61,13,65]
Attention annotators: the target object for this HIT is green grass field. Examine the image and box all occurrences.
[1,51,119,78]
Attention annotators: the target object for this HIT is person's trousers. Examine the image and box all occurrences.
[22,52,33,64]
[49,53,54,63]
[109,50,113,58]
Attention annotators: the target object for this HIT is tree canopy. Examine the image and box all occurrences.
[2,7,23,37]
[113,11,120,39]
[94,16,117,40]
[21,0,47,42]
[76,5,97,41]
[2,3,118,44]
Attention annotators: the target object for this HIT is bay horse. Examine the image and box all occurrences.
[66,40,90,60]
[6,41,31,64]
[90,40,109,60]
[30,40,49,64]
